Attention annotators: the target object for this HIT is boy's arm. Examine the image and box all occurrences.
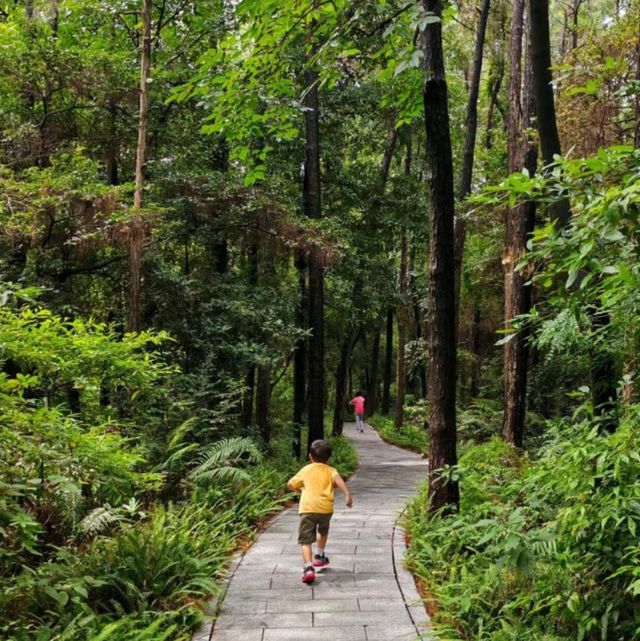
[333,473,353,508]
[287,471,304,491]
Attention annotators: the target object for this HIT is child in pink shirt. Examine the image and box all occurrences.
[349,393,366,433]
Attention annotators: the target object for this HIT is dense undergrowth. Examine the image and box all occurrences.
[404,410,640,641]
[0,294,357,641]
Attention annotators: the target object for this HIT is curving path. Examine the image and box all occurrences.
[193,422,434,641]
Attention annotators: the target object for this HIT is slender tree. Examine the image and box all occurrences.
[304,14,325,450]
[382,308,394,414]
[421,0,459,513]
[502,0,538,448]
[292,253,307,458]
[529,0,570,226]
[128,0,152,333]
[395,229,409,429]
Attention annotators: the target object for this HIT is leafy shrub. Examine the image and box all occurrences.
[405,411,640,641]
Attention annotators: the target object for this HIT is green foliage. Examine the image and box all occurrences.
[405,410,640,641]
[369,412,429,455]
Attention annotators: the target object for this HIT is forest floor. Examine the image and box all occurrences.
[194,422,434,641]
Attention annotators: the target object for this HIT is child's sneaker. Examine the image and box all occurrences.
[302,565,315,584]
[313,554,330,569]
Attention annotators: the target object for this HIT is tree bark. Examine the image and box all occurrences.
[395,229,409,429]
[421,0,459,514]
[529,0,570,226]
[241,365,255,429]
[304,22,325,450]
[501,0,538,449]
[128,0,152,333]
[460,0,491,199]
[368,329,381,413]
[256,365,271,444]
[293,253,307,458]
[332,334,355,436]
[484,57,504,150]
[382,308,394,414]
[367,125,399,415]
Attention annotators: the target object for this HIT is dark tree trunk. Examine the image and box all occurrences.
[241,365,255,430]
[460,0,491,199]
[484,57,505,150]
[590,308,618,433]
[382,308,394,414]
[368,328,381,413]
[332,335,354,436]
[421,0,459,514]
[395,229,409,429]
[366,125,398,416]
[470,303,481,398]
[106,100,119,186]
[571,0,583,50]
[455,0,490,350]
[128,0,152,333]
[529,0,570,226]
[502,0,538,448]
[304,45,325,451]
[256,365,271,444]
[293,254,307,458]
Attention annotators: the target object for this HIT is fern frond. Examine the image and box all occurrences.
[188,437,262,486]
[78,504,122,536]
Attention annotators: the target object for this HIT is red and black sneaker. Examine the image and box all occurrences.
[302,565,315,584]
[312,554,330,569]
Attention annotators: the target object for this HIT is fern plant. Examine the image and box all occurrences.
[189,437,262,485]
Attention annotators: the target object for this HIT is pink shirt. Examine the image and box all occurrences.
[351,396,365,414]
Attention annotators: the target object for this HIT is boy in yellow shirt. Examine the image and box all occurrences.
[287,439,353,584]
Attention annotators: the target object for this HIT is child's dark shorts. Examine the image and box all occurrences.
[298,513,332,545]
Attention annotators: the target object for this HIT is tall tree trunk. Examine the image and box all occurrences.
[421,0,459,514]
[128,0,152,333]
[304,20,325,450]
[241,365,256,429]
[455,0,490,354]
[255,365,271,444]
[395,229,409,429]
[367,125,399,414]
[332,335,354,436]
[571,0,583,50]
[470,303,481,398]
[529,0,570,226]
[106,100,119,186]
[590,308,618,433]
[368,329,381,413]
[484,57,505,150]
[460,0,491,199]
[242,242,259,431]
[502,0,530,447]
[293,253,307,458]
[382,308,394,414]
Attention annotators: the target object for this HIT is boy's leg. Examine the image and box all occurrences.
[313,514,331,568]
[298,514,317,583]
[301,544,313,564]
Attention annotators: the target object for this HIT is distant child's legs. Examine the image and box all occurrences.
[356,412,364,431]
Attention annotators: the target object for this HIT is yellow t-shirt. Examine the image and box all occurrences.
[288,462,339,514]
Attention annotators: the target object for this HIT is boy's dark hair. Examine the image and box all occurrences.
[309,439,332,463]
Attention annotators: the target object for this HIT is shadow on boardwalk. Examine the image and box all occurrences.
[193,422,434,641]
